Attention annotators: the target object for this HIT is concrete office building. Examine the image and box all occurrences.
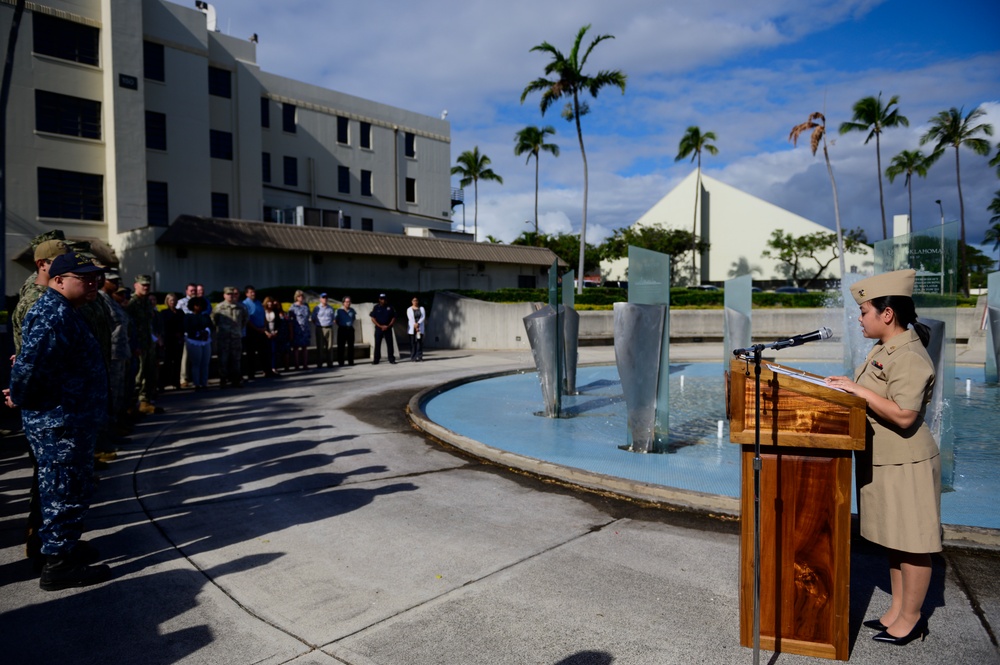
[601,171,873,286]
[2,0,558,294]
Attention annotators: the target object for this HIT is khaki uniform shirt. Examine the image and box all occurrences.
[854,328,937,465]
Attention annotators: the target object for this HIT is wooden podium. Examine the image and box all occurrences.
[726,358,867,661]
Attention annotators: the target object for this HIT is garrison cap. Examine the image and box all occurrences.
[850,269,916,305]
[34,239,70,262]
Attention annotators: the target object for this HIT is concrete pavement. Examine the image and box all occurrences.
[1,347,997,664]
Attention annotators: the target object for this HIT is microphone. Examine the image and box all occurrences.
[775,327,833,348]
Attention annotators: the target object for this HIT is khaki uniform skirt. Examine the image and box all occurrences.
[860,454,942,553]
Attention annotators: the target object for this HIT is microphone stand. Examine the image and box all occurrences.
[732,338,786,665]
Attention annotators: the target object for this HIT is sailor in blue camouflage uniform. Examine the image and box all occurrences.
[5,253,112,590]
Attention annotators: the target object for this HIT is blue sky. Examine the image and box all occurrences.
[200,0,1000,259]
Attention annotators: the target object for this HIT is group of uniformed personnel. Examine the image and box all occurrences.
[5,230,164,590]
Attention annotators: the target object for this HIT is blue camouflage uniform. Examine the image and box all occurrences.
[10,288,108,556]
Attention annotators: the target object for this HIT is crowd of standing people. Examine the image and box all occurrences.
[4,229,427,591]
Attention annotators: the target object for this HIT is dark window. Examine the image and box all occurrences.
[338,165,350,194]
[405,132,416,158]
[145,111,167,150]
[33,14,99,66]
[262,152,271,183]
[361,218,373,232]
[210,130,233,160]
[211,192,229,218]
[360,121,372,149]
[260,97,270,128]
[263,205,277,222]
[337,116,349,144]
[517,275,537,289]
[342,215,351,229]
[361,170,372,197]
[284,156,298,187]
[282,103,296,133]
[35,90,101,139]
[208,67,231,98]
[405,177,416,203]
[144,41,165,81]
[37,167,104,221]
[147,181,169,227]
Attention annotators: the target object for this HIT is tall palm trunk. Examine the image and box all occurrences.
[906,175,913,235]
[954,145,967,293]
[533,151,540,237]
[876,133,887,239]
[691,156,701,285]
[822,143,846,281]
[473,180,479,242]
[574,92,587,294]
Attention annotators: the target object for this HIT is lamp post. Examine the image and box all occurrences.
[936,200,945,294]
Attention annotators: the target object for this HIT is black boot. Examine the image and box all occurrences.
[39,554,110,591]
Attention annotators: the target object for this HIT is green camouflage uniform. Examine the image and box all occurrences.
[126,287,158,404]
[211,297,248,385]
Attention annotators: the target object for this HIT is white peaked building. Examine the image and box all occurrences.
[602,171,872,286]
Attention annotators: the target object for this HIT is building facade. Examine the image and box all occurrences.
[3,0,543,295]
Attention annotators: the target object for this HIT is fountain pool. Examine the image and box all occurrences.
[419,362,999,532]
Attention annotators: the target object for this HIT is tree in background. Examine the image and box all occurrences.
[450,147,503,243]
[600,225,708,286]
[920,106,994,295]
[989,143,1000,177]
[514,125,560,239]
[512,231,601,275]
[521,24,627,293]
[762,228,868,289]
[789,112,847,283]
[674,126,718,285]
[839,93,909,240]
[885,149,935,234]
[985,190,1000,253]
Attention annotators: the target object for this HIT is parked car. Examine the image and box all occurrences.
[687,284,721,291]
[774,286,808,294]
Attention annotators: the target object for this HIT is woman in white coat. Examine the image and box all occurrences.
[406,297,426,361]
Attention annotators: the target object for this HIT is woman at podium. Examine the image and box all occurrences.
[824,269,939,647]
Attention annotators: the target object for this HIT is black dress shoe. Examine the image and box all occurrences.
[40,555,111,591]
[873,617,928,645]
[863,619,888,631]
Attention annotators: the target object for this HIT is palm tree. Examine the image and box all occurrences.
[838,93,909,240]
[986,190,1000,253]
[514,125,560,239]
[885,149,935,234]
[450,147,503,243]
[675,126,718,285]
[920,106,994,294]
[790,112,846,281]
[990,143,1000,177]
[521,24,627,293]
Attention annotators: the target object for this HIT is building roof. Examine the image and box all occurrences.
[158,216,565,267]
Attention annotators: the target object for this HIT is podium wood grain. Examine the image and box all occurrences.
[728,359,866,661]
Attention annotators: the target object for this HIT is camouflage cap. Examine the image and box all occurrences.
[135,274,152,286]
[30,229,66,251]
[116,286,132,297]
[223,286,239,295]
[34,239,70,261]
[104,270,121,282]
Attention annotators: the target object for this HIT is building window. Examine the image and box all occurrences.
[361,218,373,232]
[282,103,296,133]
[208,67,232,98]
[405,132,416,158]
[144,41,165,81]
[210,130,233,160]
[147,181,169,227]
[260,97,270,128]
[37,167,104,221]
[342,215,351,229]
[211,192,229,218]
[145,111,167,150]
[405,177,417,203]
[337,116,349,145]
[262,152,271,183]
[33,14,99,66]
[361,170,373,197]
[517,275,537,289]
[338,165,350,194]
[35,90,101,140]
[360,121,372,149]
[284,156,298,187]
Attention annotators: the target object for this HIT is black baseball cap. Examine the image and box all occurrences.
[50,252,104,278]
